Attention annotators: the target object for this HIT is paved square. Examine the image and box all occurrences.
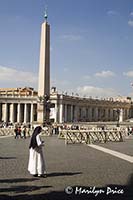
[0,135,133,200]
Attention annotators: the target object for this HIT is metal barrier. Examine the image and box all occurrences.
[0,128,124,144]
[0,128,14,136]
[0,127,51,137]
[41,126,53,136]
[0,128,33,137]
[59,129,124,145]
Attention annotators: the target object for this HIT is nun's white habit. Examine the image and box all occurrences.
[28,126,46,176]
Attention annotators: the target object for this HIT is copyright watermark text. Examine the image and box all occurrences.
[65,186,124,196]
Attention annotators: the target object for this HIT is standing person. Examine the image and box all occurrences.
[28,126,46,177]
[22,126,27,139]
[14,126,18,139]
[17,126,22,138]
[27,127,30,137]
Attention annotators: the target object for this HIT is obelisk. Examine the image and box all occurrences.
[37,11,50,124]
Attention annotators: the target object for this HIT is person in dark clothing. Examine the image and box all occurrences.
[14,127,18,139]
[17,127,22,138]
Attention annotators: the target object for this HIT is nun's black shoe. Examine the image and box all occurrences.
[33,174,38,177]
[38,174,47,178]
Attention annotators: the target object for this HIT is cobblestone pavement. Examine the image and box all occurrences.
[0,135,133,200]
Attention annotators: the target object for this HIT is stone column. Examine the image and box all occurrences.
[99,108,102,120]
[59,103,63,123]
[129,108,132,118]
[27,104,31,123]
[0,103,2,121]
[64,104,67,122]
[88,107,92,121]
[110,109,113,121]
[70,105,73,122]
[105,108,108,121]
[24,104,27,123]
[126,109,130,120]
[10,104,14,123]
[119,108,123,122]
[95,107,98,121]
[73,105,77,122]
[2,103,7,122]
[30,103,33,124]
[86,107,89,121]
[17,103,21,123]
[54,102,58,123]
[62,104,65,122]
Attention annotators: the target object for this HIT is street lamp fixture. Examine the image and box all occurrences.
[113,108,120,127]
[38,95,51,126]
[43,94,51,126]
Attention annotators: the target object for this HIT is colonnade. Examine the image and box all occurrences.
[56,103,130,123]
[0,103,37,124]
[0,95,131,124]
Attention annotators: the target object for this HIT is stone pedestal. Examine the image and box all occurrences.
[37,103,44,124]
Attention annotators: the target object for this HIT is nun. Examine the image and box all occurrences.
[28,126,46,177]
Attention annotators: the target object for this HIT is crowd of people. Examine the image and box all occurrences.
[0,121,14,128]
[14,126,31,139]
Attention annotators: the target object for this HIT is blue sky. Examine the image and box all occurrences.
[0,0,133,98]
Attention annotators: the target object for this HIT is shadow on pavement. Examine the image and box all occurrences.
[0,157,16,159]
[0,174,132,200]
[0,185,52,193]
[0,185,132,200]
[47,171,82,177]
[0,178,39,183]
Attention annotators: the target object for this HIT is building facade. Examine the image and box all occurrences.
[0,87,37,124]
[50,88,132,123]
[0,87,132,125]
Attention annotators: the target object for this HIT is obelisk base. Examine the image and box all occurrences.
[37,103,44,124]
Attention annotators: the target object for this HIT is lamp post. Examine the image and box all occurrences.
[113,108,120,127]
[38,95,51,126]
[116,109,120,127]
[43,94,51,126]
[113,107,123,141]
